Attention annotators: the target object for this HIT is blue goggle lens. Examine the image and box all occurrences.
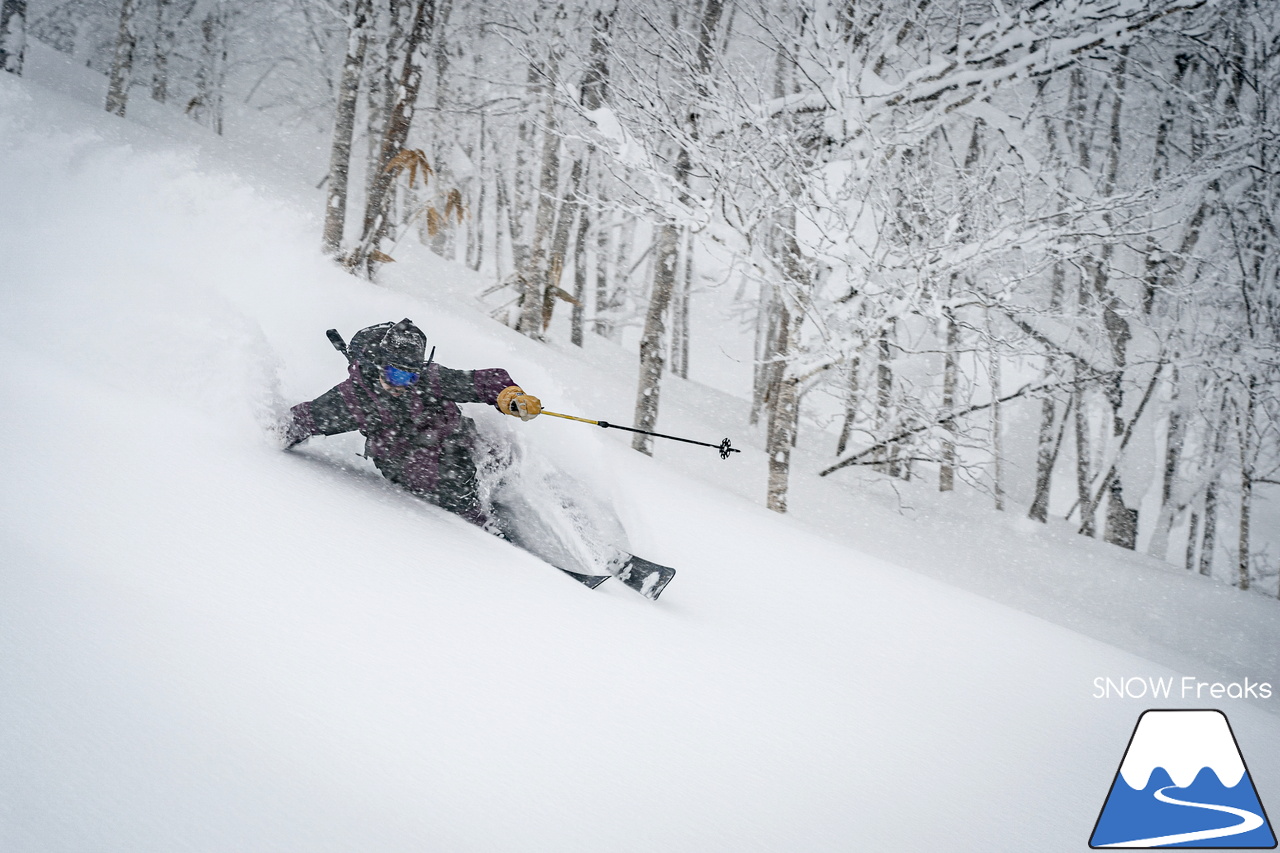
[383,365,420,387]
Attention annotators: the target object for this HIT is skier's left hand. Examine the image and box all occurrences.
[278,408,313,449]
[497,386,542,421]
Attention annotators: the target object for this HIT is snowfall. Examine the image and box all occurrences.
[2,45,1278,853]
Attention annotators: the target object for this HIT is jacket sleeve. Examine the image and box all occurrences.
[434,365,517,406]
[287,380,362,441]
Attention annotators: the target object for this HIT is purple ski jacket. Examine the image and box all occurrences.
[287,357,517,505]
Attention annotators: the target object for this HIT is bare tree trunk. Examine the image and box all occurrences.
[1074,379,1096,537]
[1,0,28,75]
[509,62,541,285]
[363,71,384,191]
[492,157,512,282]
[1184,511,1200,572]
[751,283,782,427]
[1198,410,1226,578]
[1237,378,1256,590]
[629,222,680,448]
[211,7,229,135]
[632,0,723,451]
[105,0,141,117]
[632,219,681,455]
[1146,396,1185,560]
[673,226,693,379]
[595,213,633,342]
[938,122,984,491]
[1199,477,1218,577]
[581,4,613,110]
[763,204,810,511]
[1238,460,1252,590]
[468,115,488,272]
[1029,258,1067,520]
[1029,393,1070,523]
[1091,47,1139,548]
[426,0,454,259]
[322,0,373,258]
[876,324,893,430]
[765,302,801,513]
[191,5,228,134]
[835,355,860,457]
[519,63,563,339]
[570,160,591,347]
[988,326,1004,511]
[670,231,687,379]
[149,0,177,103]
[1141,53,1192,313]
[542,156,583,332]
[1029,400,1058,520]
[570,3,612,339]
[1103,447,1138,547]
[1065,66,1099,537]
[939,304,959,492]
[364,1,404,196]
[876,320,899,477]
[593,208,613,337]
[354,0,437,276]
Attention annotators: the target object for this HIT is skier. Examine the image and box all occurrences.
[281,318,677,599]
[280,318,541,528]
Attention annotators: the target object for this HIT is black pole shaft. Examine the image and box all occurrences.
[596,420,733,452]
[539,410,739,458]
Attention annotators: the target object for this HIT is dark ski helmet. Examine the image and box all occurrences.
[378,318,427,370]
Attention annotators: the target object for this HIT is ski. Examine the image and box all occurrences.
[607,553,677,601]
[546,551,676,600]
[554,566,611,589]
[286,449,655,595]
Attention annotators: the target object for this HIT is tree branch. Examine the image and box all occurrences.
[1075,363,1166,533]
[821,379,1071,477]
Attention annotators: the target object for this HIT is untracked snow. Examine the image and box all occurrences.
[2,48,1278,853]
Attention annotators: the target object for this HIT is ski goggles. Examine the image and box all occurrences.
[382,364,421,387]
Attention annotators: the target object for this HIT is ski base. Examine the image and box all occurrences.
[556,566,611,589]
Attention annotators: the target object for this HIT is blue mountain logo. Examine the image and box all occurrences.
[1091,709,1276,848]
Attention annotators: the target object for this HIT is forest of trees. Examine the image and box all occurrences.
[10,0,1280,595]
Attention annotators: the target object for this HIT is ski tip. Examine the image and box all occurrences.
[617,557,676,601]
[641,569,675,601]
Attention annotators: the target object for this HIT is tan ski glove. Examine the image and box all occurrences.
[496,385,542,421]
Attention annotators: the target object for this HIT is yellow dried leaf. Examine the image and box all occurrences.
[384,149,433,188]
[426,207,441,237]
[369,250,396,263]
[553,286,581,306]
[445,188,465,222]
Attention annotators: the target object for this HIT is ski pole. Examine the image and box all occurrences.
[540,410,741,460]
[326,328,351,362]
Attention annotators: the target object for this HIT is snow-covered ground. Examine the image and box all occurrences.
[2,49,1278,852]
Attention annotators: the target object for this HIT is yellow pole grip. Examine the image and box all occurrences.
[540,410,600,426]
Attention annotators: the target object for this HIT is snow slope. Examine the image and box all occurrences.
[2,60,1278,852]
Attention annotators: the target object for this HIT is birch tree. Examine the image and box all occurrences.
[322,0,373,257]
[189,3,229,134]
[802,0,1209,515]
[0,0,26,74]
[626,0,725,455]
[105,0,142,116]
[351,0,437,276]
